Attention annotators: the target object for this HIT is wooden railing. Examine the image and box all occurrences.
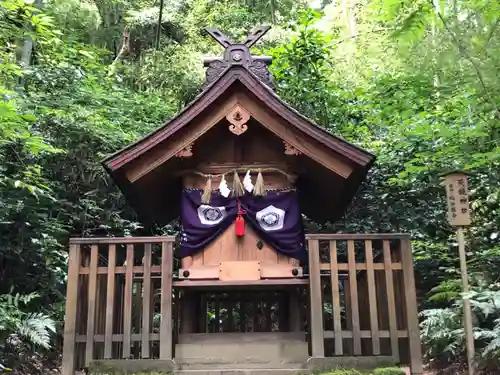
[61,237,175,375]
[61,233,423,375]
[306,234,423,373]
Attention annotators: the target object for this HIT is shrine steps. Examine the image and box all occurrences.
[173,332,309,375]
[174,368,309,375]
[175,332,309,365]
[175,360,308,375]
[176,361,306,370]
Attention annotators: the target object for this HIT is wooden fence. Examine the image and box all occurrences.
[306,234,423,373]
[61,233,423,375]
[61,237,175,375]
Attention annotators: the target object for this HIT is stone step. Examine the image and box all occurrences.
[174,369,309,375]
[177,332,307,344]
[176,361,306,370]
[175,332,309,364]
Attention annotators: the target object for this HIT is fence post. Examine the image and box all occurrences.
[160,241,174,360]
[401,237,424,375]
[308,239,324,357]
[61,244,81,375]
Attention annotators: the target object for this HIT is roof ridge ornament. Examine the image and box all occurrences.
[202,26,275,90]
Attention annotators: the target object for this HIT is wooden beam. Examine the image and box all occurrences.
[172,279,308,288]
[76,333,161,342]
[70,236,174,244]
[320,263,403,271]
[305,233,411,240]
[237,94,353,178]
[126,96,239,183]
[79,265,162,275]
[323,330,409,339]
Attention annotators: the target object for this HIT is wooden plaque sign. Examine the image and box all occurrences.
[219,261,261,281]
[443,172,471,227]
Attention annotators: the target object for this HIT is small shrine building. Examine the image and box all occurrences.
[61,26,424,375]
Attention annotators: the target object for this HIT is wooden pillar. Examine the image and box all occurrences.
[239,294,246,333]
[401,238,424,375]
[289,289,301,332]
[199,294,207,333]
[215,294,221,332]
[252,296,259,332]
[308,239,324,357]
[180,292,197,333]
[264,295,272,332]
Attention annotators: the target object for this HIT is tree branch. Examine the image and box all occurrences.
[155,0,164,50]
[108,27,130,75]
[432,4,500,117]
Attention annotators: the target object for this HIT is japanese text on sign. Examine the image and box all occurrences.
[444,174,471,227]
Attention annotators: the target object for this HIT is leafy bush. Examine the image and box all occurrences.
[372,367,406,375]
[420,288,500,368]
[0,292,56,370]
[321,370,363,375]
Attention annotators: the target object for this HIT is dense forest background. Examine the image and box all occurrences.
[1,0,500,373]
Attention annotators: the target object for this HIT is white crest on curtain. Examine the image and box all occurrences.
[197,205,227,226]
[256,205,285,231]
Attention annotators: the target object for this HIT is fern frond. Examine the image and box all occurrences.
[15,313,55,349]
[482,336,500,357]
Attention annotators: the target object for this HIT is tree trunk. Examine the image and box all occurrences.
[93,0,126,55]
[20,0,43,67]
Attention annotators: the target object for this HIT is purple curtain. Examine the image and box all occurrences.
[179,189,306,261]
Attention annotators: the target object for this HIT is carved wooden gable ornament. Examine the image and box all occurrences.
[103,26,375,226]
[203,26,274,89]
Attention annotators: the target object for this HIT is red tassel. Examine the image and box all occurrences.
[235,215,245,237]
[235,200,246,237]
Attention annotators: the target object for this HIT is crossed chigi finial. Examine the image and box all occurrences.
[201,26,274,89]
[204,25,271,49]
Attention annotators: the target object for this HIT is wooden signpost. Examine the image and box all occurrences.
[442,171,474,375]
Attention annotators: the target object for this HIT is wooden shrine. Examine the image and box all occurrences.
[61,26,424,375]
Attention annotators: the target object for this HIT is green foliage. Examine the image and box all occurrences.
[420,288,500,365]
[320,370,363,375]
[371,368,405,375]
[2,0,500,372]
[0,291,56,372]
